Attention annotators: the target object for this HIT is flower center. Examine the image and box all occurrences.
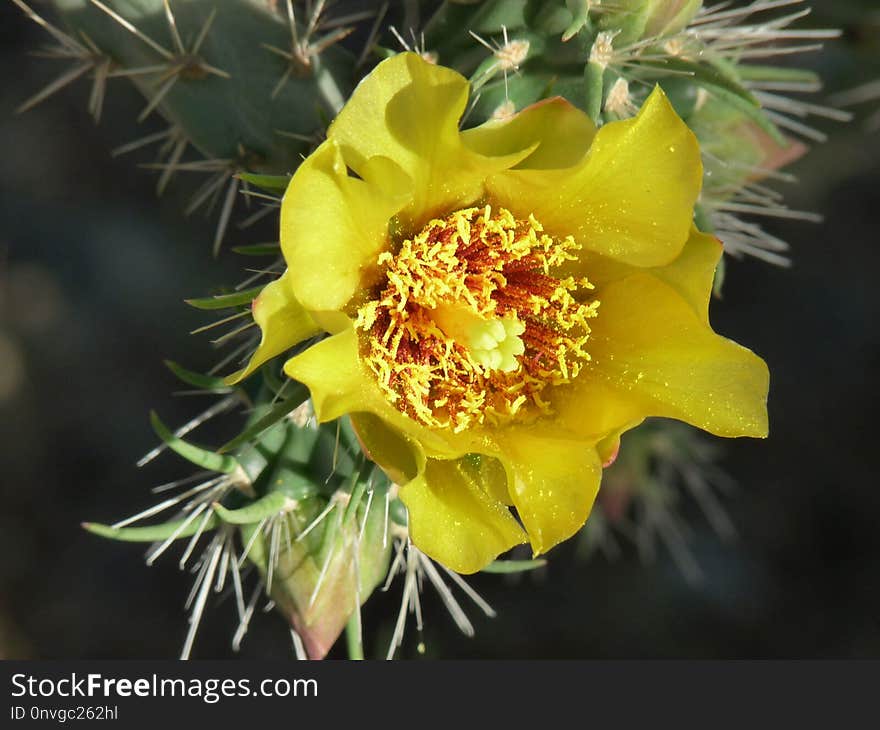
[355,206,599,432]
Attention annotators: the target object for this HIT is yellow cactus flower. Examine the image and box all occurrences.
[229,52,768,574]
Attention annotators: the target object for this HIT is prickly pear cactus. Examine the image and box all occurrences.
[12,0,845,658]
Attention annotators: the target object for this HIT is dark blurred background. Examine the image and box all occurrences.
[1,0,879,659]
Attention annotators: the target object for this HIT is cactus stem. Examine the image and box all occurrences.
[88,0,172,60]
[12,0,115,120]
[88,0,229,122]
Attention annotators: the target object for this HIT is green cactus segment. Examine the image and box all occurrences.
[52,0,355,172]
[83,514,218,542]
[150,410,240,474]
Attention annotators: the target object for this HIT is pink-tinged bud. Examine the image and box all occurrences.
[747,122,808,178]
[241,491,391,659]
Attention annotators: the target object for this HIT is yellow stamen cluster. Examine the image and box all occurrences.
[355,206,599,432]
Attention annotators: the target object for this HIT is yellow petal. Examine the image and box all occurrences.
[225,272,319,384]
[350,411,423,486]
[459,453,512,506]
[462,96,596,169]
[400,457,527,574]
[494,430,603,556]
[575,226,723,324]
[486,86,702,267]
[584,273,769,438]
[553,377,646,441]
[642,228,722,325]
[280,141,411,313]
[328,52,533,230]
[283,327,382,423]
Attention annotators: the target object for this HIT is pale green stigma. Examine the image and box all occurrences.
[432,304,525,373]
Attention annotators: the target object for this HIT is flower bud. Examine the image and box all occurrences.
[241,488,391,659]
